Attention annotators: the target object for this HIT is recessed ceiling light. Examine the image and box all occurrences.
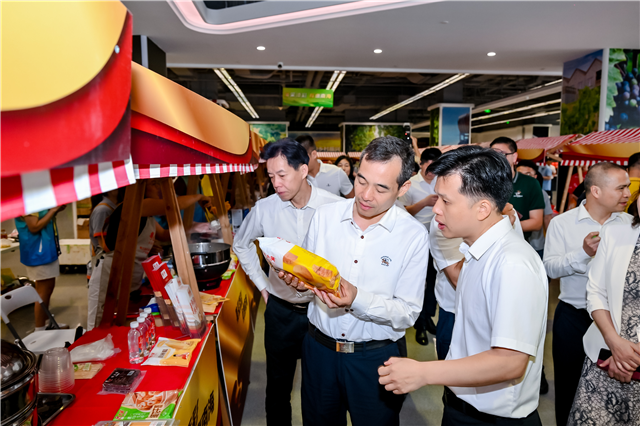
[257,46,266,51]
[374,49,382,54]
[487,52,496,57]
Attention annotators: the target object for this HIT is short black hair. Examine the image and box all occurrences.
[430,146,513,211]
[334,155,354,178]
[629,152,640,169]
[490,137,518,154]
[295,134,316,152]
[516,160,540,172]
[420,148,442,164]
[361,136,415,188]
[261,138,309,170]
[584,161,627,194]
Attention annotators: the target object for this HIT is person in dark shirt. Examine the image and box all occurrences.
[490,137,545,239]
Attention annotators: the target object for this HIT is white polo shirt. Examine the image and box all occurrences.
[448,217,548,418]
[307,160,353,197]
[303,199,429,342]
[398,174,437,229]
[233,184,342,304]
[543,200,632,309]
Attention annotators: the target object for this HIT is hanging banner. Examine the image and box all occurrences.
[283,88,334,108]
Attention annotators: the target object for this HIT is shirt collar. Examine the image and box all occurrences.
[317,159,327,175]
[283,183,318,210]
[462,217,512,262]
[339,199,398,233]
[577,199,622,224]
[513,171,520,183]
[102,197,117,209]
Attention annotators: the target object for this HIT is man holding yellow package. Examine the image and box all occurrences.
[280,136,429,426]
[233,139,341,426]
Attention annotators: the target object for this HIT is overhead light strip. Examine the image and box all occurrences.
[370,73,469,120]
[214,68,259,119]
[306,70,346,128]
[471,110,560,129]
[530,78,563,91]
[472,99,561,121]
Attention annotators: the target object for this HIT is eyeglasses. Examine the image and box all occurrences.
[492,149,516,157]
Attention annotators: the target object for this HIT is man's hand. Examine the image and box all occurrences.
[502,202,516,226]
[278,270,310,292]
[607,334,640,372]
[312,277,357,308]
[378,357,428,394]
[260,289,269,304]
[583,231,601,257]
[601,357,634,383]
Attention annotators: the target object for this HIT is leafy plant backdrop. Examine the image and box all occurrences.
[605,48,640,130]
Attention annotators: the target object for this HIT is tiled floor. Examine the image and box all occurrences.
[0,269,560,426]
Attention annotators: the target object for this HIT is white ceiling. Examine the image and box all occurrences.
[123,1,640,76]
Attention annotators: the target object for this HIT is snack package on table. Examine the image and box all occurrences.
[95,421,178,426]
[113,390,182,421]
[141,338,200,367]
[257,237,341,296]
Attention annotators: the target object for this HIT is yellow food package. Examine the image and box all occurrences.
[257,237,340,296]
[141,338,200,367]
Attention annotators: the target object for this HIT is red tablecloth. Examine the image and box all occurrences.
[50,323,213,426]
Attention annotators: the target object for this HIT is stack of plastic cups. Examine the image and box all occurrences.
[38,347,75,393]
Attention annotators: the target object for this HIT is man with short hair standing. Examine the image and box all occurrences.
[378,147,548,426]
[399,147,442,344]
[233,138,341,426]
[296,134,355,198]
[490,137,545,240]
[283,136,429,426]
[544,162,632,426]
[626,152,640,211]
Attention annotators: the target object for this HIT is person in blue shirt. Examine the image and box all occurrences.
[15,206,66,331]
[539,162,554,196]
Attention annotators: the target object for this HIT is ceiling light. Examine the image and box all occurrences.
[213,68,259,119]
[487,52,496,57]
[484,109,491,113]
[306,70,346,128]
[374,49,382,54]
[472,99,561,121]
[256,46,265,51]
[471,110,560,129]
[370,73,469,120]
[530,79,563,91]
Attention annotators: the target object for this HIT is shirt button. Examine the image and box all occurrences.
[342,333,345,337]
[345,308,349,313]
[354,260,358,264]
[360,235,364,239]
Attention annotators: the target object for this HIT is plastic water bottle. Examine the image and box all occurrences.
[141,311,156,346]
[136,317,150,356]
[128,322,144,364]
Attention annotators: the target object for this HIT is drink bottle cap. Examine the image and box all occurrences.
[130,322,139,328]
[137,317,145,323]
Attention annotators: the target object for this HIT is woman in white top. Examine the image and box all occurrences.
[569,193,640,425]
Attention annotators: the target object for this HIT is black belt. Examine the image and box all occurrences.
[308,323,395,353]
[270,294,309,314]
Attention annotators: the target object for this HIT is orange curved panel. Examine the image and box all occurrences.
[1,1,127,110]
[131,62,251,156]
[0,13,132,177]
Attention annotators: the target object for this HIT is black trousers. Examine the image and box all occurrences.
[436,307,455,360]
[301,332,406,426]
[442,388,542,426]
[552,300,593,426]
[264,295,309,426]
[415,253,438,329]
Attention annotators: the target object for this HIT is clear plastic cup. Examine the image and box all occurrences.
[38,347,74,393]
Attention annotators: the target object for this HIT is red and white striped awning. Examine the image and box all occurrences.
[561,128,640,166]
[348,152,362,160]
[1,157,136,221]
[133,163,258,179]
[317,152,346,159]
[517,134,577,150]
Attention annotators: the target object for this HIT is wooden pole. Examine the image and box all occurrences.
[255,165,266,199]
[208,174,233,245]
[577,166,584,183]
[100,181,146,328]
[182,175,200,233]
[559,165,574,214]
[160,178,205,314]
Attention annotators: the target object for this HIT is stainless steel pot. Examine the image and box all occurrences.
[188,242,231,291]
[1,340,38,426]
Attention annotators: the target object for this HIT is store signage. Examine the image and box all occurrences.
[283,88,334,107]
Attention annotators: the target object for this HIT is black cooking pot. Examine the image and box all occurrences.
[1,340,38,426]
[188,241,231,291]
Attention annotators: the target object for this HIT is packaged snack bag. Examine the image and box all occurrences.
[142,338,200,367]
[257,237,340,296]
[113,390,182,420]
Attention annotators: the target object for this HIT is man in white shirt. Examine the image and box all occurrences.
[398,148,441,345]
[543,161,632,426]
[282,136,429,425]
[379,147,548,425]
[296,134,355,198]
[233,139,341,426]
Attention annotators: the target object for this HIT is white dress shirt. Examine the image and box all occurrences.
[448,217,548,418]
[307,160,353,197]
[543,200,632,309]
[303,199,429,342]
[233,185,342,304]
[583,222,640,362]
[398,174,437,229]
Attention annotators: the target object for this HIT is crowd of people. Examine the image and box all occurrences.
[14,133,639,425]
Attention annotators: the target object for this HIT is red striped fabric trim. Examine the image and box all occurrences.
[132,163,258,179]
[571,128,640,145]
[516,134,577,150]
